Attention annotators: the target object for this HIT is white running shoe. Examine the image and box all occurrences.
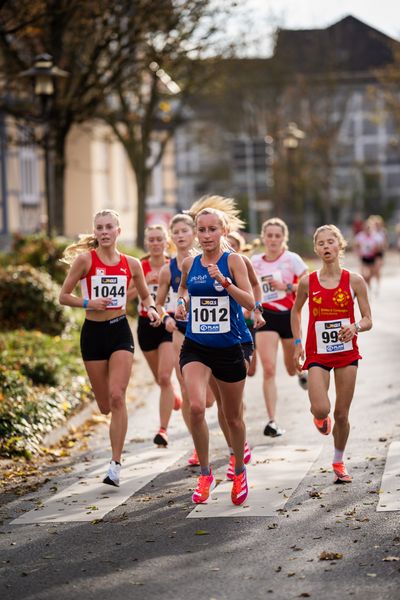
[103,460,121,487]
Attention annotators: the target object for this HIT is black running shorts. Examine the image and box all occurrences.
[241,341,254,365]
[308,360,359,372]
[256,309,293,339]
[179,338,247,383]
[80,315,134,361]
[137,315,173,352]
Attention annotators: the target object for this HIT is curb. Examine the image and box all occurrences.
[41,400,99,447]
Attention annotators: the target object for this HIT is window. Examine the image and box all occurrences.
[19,144,40,205]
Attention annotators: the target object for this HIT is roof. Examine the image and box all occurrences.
[272,15,398,75]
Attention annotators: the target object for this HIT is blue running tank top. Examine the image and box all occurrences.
[237,308,253,344]
[168,257,187,333]
[186,252,244,348]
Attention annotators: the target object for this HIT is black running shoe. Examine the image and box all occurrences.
[264,421,285,437]
[153,429,168,447]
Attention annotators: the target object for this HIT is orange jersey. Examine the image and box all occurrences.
[303,269,361,369]
[80,250,131,310]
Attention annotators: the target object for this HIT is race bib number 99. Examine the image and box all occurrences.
[315,318,352,354]
[91,275,127,309]
[191,296,230,334]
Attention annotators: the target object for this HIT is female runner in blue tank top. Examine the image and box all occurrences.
[175,207,255,506]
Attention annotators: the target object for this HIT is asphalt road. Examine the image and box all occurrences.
[1,253,400,600]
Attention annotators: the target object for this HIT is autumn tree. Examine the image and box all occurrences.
[0,0,175,235]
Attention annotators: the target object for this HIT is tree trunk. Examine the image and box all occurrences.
[136,170,147,249]
[46,125,67,236]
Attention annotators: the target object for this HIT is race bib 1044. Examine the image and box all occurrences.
[91,275,127,309]
[191,296,230,334]
[315,318,352,354]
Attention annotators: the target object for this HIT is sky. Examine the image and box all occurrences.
[227,0,400,56]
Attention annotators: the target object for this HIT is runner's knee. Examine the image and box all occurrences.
[109,387,126,410]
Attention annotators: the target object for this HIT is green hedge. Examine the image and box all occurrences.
[0,330,93,458]
[0,264,74,335]
[0,233,69,284]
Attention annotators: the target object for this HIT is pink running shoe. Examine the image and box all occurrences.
[313,416,332,436]
[333,462,352,484]
[226,454,235,481]
[244,440,252,464]
[231,468,248,505]
[188,449,200,466]
[192,471,216,504]
[227,442,251,480]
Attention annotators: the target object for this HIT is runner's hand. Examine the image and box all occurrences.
[207,263,223,282]
[294,343,304,373]
[175,303,186,320]
[148,307,161,327]
[253,311,266,329]
[164,316,177,333]
[89,297,114,311]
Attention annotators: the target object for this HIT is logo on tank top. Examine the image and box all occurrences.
[96,268,106,275]
[312,295,322,305]
[213,280,224,292]
[332,288,350,308]
[189,274,207,284]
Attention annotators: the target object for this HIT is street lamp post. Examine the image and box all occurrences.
[282,122,305,240]
[19,54,68,236]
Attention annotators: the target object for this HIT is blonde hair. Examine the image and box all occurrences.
[169,213,195,232]
[313,224,347,257]
[188,195,245,232]
[168,213,196,256]
[61,209,120,265]
[261,217,289,250]
[144,223,174,256]
[367,214,384,229]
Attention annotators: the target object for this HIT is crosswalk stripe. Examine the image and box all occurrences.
[187,445,322,518]
[377,441,400,512]
[10,446,187,524]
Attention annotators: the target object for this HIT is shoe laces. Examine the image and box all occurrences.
[196,473,212,493]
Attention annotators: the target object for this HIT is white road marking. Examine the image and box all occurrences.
[11,446,187,524]
[187,445,322,518]
[377,441,400,512]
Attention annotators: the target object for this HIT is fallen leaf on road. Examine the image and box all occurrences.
[195,530,209,535]
[319,551,343,561]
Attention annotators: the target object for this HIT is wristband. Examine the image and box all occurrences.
[161,312,170,323]
[294,338,302,346]
[83,298,89,308]
[254,301,263,312]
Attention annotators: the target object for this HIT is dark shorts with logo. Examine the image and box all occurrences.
[179,337,247,383]
[308,360,359,372]
[80,315,134,361]
[137,315,173,352]
[256,309,293,339]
